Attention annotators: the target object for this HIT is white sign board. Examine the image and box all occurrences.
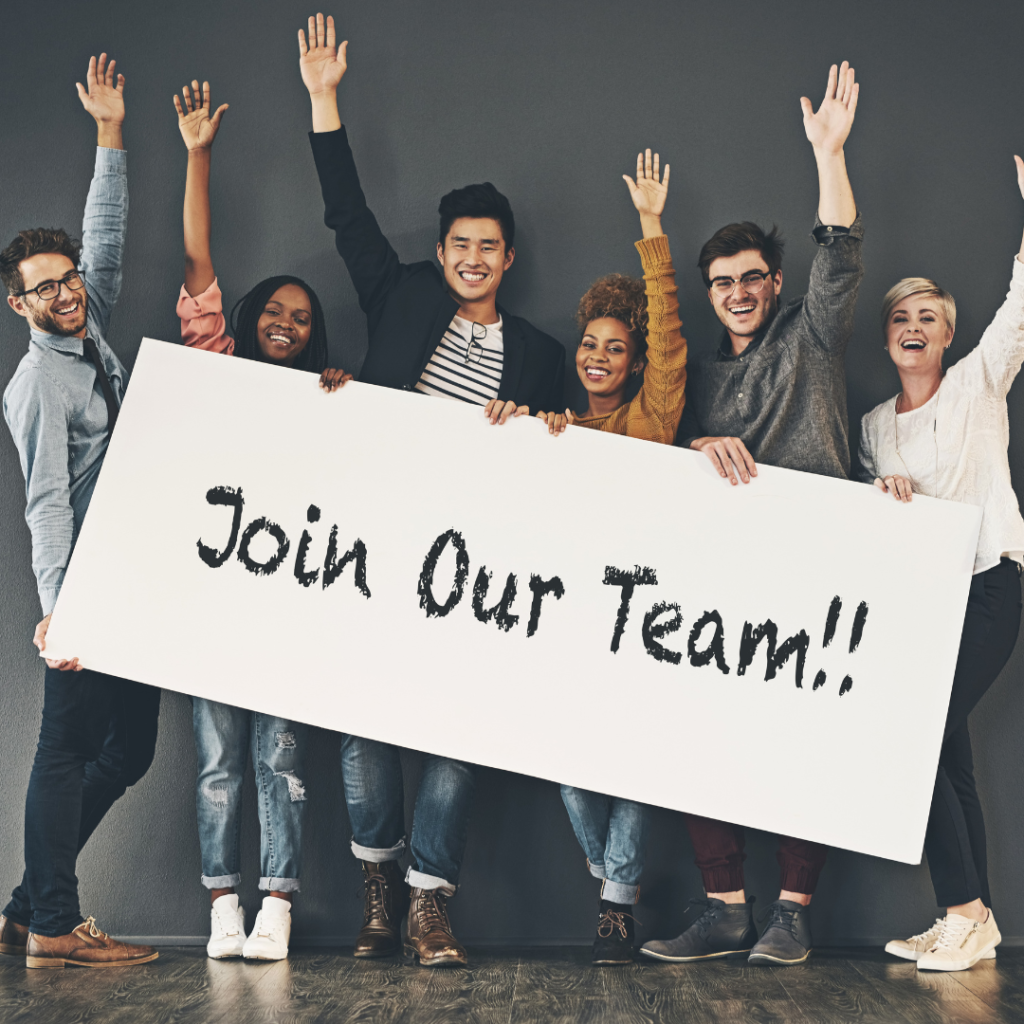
[45,340,982,864]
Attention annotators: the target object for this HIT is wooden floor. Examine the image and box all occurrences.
[1,945,1023,1023]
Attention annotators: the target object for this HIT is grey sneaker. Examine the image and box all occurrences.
[640,897,757,962]
[748,900,812,965]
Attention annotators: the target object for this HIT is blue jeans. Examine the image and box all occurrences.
[560,785,649,904]
[193,700,308,892]
[4,668,160,936]
[340,735,475,890]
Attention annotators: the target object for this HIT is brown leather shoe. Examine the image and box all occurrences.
[26,917,159,969]
[354,860,407,958]
[0,914,29,956]
[402,886,467,967]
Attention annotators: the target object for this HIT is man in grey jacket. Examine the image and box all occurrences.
[0,54,159,970]
[643,61,864,967]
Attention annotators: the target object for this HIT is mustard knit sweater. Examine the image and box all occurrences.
[572,234,687,444]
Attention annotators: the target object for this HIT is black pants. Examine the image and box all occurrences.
[925,558,1021,908]
[3,667,161,936]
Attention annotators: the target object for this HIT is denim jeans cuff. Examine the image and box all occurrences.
[202,873,242,890]
[587,858,606,881]
[351,838,406,863]
[406,868,455,894]
[600,879,640,905]
[260,877,300,893]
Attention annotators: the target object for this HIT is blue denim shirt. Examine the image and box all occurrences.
[3,147,128,615]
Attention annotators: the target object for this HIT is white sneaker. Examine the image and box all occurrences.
[242,896,292,960]
[886,918,996,962]
[917,911,1001,972]
[207,894,246,959]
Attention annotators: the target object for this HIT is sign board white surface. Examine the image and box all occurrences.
[45,340,982,864]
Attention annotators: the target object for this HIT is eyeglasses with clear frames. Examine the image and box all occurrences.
[709,270,773,298]
[17,270,87,302]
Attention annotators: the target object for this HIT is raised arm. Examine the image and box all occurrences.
[299,12,346,133]
[800,62,858,228]
[76,54,128,336]
[174,81,229,298]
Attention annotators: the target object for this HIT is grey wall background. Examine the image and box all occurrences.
[2,0,1023,947]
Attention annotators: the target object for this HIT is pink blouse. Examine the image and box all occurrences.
[177,278,235,355]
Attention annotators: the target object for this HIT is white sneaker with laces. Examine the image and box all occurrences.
[886,917,996,962]
[917,911,1001,972]
[242,896,292,960]
[207,894,246,959]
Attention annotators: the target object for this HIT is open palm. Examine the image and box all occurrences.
[299,13,348,96]
[623,149,670,217]
[75,54,124,124]
[801,62,858,155]
[173,81,228,151]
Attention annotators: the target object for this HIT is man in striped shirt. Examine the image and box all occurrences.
[300,14,565,968]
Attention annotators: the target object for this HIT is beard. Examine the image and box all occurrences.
[28,294,88,337]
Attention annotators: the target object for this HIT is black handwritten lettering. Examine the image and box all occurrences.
[642,602,683,664]
[688,609,730,674]
[417,529,469,618]
[603,566,658,653]
[823,596,842,647]
[472,568,519,632]
[849,601,869,652]
[322,528,370,598]
[237,517,290,576]
[527,575,564,637]
[197,486,244,568]
[294,504,322,588]
[737,619,810,687]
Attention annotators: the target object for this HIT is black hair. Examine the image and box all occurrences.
[229,275,328,374]
[438,183,515,250]
[698,222,784,288]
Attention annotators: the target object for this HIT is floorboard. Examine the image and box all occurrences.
[1,946,1022,1024]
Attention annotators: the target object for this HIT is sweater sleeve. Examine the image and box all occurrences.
[857,412,879,484]
[177,279,235,355]
[949,256,1024,398]
[606,235,687,443]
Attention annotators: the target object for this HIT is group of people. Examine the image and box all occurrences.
[1,14,1022,978]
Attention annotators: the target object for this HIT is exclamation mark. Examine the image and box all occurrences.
[812,597,869,696]
[839,601,869,696]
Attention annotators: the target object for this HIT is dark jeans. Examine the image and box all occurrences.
[340,735,476,889]
[683,814,830,895]
[3,667,161,936]
[925,558,1021,908]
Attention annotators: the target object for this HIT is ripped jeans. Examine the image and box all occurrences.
[192,699,308,892]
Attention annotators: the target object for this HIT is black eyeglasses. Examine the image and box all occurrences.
[709,270,773,298]
[17,270,86,302]
[465,322,488,364]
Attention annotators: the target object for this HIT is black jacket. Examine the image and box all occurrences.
[309,128,565,409]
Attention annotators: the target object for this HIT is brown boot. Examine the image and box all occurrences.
[0,914,29,957]
[26,917,159,969]
[402,886,467,967]
[354,860,407,958]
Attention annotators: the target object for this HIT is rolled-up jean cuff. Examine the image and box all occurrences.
[600,879,640,905]
[351,838,406,863]
[202,873,242,890]
[407,868,455,893]
[260,877,300,893]
[587,859,606,881]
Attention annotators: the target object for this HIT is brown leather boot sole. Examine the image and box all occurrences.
[26,950,159,969]
[0,943,26,957]
[402,942,467,967]
[353,939,400,959]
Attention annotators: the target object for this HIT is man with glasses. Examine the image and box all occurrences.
[0,55,160,969]
[297,14,564,968]
[643,62,864,967]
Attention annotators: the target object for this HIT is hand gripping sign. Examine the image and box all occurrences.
[43,340,981,864]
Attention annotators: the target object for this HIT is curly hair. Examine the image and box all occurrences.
[0,228,82,296]
[576,273,648,357]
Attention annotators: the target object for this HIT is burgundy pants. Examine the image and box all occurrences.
[684,814,829,895]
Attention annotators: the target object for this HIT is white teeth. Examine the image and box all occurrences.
[268,333,293,344]
[460,272,485,281]
[730,305,755,314]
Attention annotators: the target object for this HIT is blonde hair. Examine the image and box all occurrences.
[880,277,956,334]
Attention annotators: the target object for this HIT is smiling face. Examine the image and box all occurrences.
[7,253,88,337]
[256,284,313,366]
[884,292,953,374]
[437,217,514,310]
[707,249,782,343]
[576,317,643,405]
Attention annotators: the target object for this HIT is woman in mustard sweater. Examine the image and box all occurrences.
[540,150,686,964]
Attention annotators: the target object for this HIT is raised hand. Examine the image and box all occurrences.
[800,61,858,155]
[299,13,348,96]
[623,149,670,219]
[173,81,229,152]
[1015,155,1024,202]
[76,54,125,129]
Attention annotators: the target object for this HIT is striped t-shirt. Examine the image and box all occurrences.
[415,315,503,405]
